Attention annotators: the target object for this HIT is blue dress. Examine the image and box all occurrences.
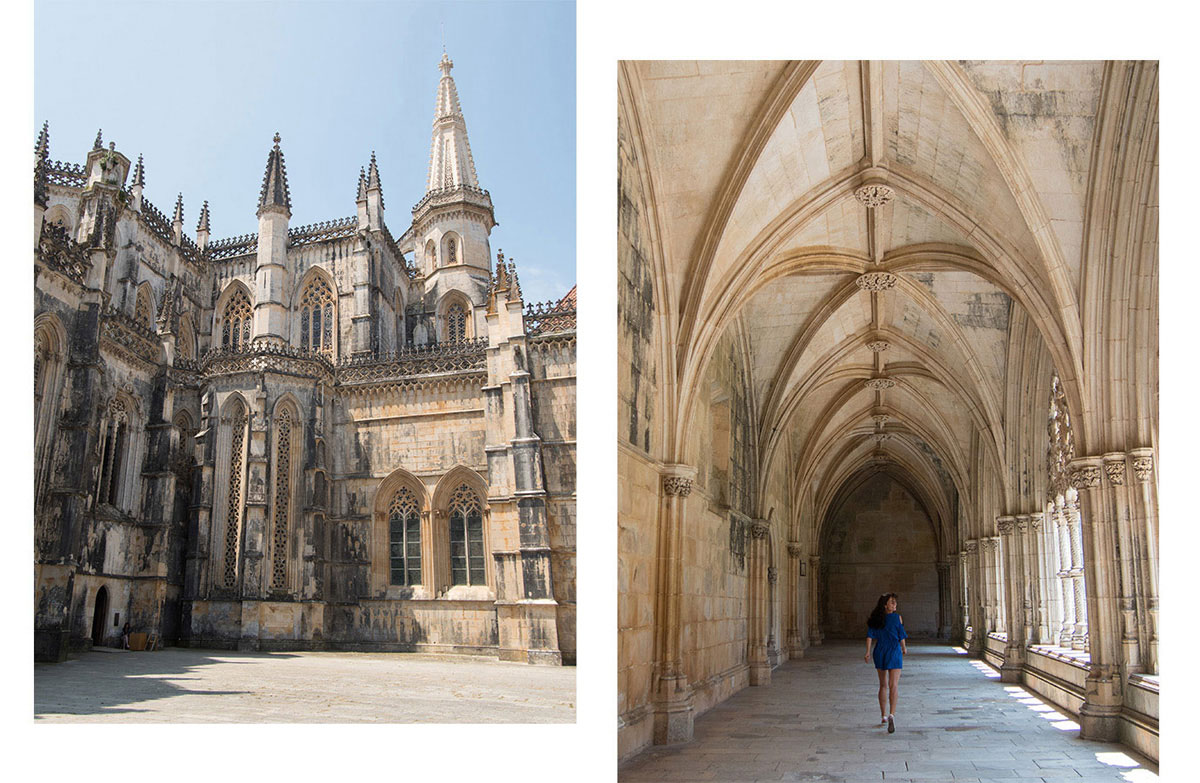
[868,613,907,670]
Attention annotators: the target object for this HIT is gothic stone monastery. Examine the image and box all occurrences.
[34,54,576,666]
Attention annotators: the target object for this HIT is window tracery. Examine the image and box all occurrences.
[223,406,247,588]
[388,486,421,586]
[177,318,195,360]
[134,286,154,329]
[448,484,485,586]
[98,396,131,509]
[299,276,335,356]
[221,288,252,351]
[447,302,467,343]
[271,408,293,591]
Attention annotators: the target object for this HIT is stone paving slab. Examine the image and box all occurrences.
[619,642,1156,782]
[35,646,575,723]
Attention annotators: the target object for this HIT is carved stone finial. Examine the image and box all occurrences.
[273,132,281,148]
[93,128,103,150]
[865,377,895,391]
[855,271,899,291]
[854,182,894,208]
[663,476,693,497]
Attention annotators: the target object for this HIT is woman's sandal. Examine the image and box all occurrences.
[887,714,895,733]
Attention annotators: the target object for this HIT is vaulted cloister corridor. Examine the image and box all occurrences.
[618,59,1158,766]
[618,642,1158,782]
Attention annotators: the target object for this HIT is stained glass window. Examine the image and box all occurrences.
[447,302,467,343]
[300,276,335,356]
[222,288,252,351]
[389,487,421,586]
[448,485,485,586]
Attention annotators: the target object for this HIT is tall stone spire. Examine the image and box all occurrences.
[257,132,292,216]
[426,52,480,192]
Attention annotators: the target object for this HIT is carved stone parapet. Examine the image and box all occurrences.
[865,377,895,391]
[1103,454,1126,486]
[855,271,899,291]
[1129,448,1154,483]
[996,516,1015,535]
[750,520,769,539]
[787,542,803,558]
[853,182,895,208]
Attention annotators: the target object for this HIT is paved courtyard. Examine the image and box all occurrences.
[620,642,1157,782]
[35,647,575,723]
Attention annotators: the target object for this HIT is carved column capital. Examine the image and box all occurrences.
[661,463,697,497]
[750,520,769,539]
[1102,453,1126,486]
[1129,447,1154,483]
[1015,514,1030,534]
[964,540,978,554]
[1029,512,1044,531]
[996,515,1015,535]
[786,542,803,558]
[1068,458,1103,490]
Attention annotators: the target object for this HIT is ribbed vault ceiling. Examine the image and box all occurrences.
[626,59,1109,535]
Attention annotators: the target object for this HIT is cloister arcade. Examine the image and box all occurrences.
[617,60,1158,762]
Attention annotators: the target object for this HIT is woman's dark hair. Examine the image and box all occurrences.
[867,593,898,630]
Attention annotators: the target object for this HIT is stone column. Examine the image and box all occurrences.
[748,519,771,686]
[1070,458,1122,742]
[1129,448,1158,672]
[1016,515,1034,645]
[956,550,969,641]
[997,517,1022,680]
[964,540,984,654]
[1104,453,1141,675]
[935,560,952,639]
[766,563,780,668]
[652,466,696,745]
[238,391,270,650]
[786,542,804,656]
[1054,501,1075,647]
[1064,499,1088,650]
[808,555,823,646]
[1029,512,1052,644]
[983,536,1002,634]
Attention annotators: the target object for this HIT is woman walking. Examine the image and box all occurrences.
[864,592,907,733]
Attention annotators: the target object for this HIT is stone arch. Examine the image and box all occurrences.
[215,280,254,351]
[96,390,143,514]
[133,282,155,329]
[425,238,438,273]
[441,230,462,267]
[176,312,197,361]
[293,266,339,357]
[431,465,491,595]
[34,313,68,490]
[436,289,474,343]
[372,466,430,596]
[44,203,74,234]
[212,392,251,592]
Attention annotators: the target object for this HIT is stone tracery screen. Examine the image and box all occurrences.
[221,288,252,351]
[447,302,467,343]
[134,285,154,329]
[448,485,485,586]
[270,408,293,591]
[389,486,421,586]
[223,407,248,589]
[300,276,335,356]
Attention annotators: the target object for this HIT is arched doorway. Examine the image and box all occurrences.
[91,586,109,647]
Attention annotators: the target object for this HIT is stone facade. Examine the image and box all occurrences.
[618,60,1157,762]
[34,54,575,666]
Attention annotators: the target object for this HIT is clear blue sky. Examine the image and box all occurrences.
[34,0,576,305]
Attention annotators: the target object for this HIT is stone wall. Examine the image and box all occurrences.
[821,473,940,638]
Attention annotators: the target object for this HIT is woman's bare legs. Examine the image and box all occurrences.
[876,668,888,721]
[888,668,902,716]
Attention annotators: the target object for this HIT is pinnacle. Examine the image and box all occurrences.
[367,151,382,190]
[197,201,211,233]
[439,51,453,74]
[257,132,292,214]
[356,167,367,201]
[93,128,103,150]
[132,154,145,187]
[35,121,49,158]
[173,193,184,223]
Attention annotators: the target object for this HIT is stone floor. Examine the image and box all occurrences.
[620,642,1157,782]
[35,646,576,723]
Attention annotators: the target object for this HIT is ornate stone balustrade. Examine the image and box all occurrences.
[139,197,175,246]
[524,299,576,336]
[411,184,494,221]
[200,341,335,381]
[338,339,488,384]
[100,306,161,366]
[288,216,357,247]
[208,232,259,260]
[45,160,86,188]
[36,222,91,284]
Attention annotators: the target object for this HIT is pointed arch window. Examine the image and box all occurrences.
[97,396,132,509]
[448,485,485,586]
[447,302,467,343]
[270,407,295,592]
[299,275,335,356]
[447,237,457,265]
[221,288,252,351]
[223,405,248,589]
[134,285,154,329]
[426,239,437,272]
[388,486,422,586]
